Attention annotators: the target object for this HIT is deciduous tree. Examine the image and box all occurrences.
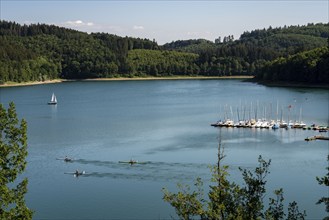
[316,155,329,220]
[0,102,33,219]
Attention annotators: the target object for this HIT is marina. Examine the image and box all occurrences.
[211,119,329,131]
[211,102,328,131]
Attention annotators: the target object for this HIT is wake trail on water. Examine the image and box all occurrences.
[62,159,254,181]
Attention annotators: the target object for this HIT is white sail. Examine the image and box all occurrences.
[52,94,57,102]
[48,93,57,104]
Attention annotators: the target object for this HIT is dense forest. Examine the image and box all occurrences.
[163,23,329,81]
[127,49,199,76]
[0,20,328,83]
[255,46,329,83]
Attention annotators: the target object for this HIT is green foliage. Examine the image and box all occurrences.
[238,155,271,219]
[127,49,199,76]
[316,155,329,220]
[240,23,329,40]
[287,201,307,220]
[163,156,306,220]
[265,189,285,219]
[0,102,33,219]
[255,47,329,83]
[162,39,215,54]
[206,165,243,219]
[162,178,206,219]
[163,23,328,78]
[0,20,328,83]
[0,20,159,81]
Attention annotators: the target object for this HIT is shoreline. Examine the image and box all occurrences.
[1,76,328,89]
[81,75,254,81]
[0,79,64,88]
[0,76,253,87]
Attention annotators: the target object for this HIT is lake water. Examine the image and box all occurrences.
[0,79,328,219]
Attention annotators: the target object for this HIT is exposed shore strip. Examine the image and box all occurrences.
[83,75,253,81]
[0,79,64,88]
[0,76,253,87]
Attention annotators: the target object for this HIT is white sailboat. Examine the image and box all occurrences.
[292,107,306,128]
[48,93,57,105]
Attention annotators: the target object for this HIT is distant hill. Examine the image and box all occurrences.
[163,23,328,60]
[163,23,328,53]
[162,39,215,54]
[0,20,328,84]
[161,23,328,81]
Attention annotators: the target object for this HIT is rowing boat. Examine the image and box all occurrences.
[64,171,86,177]
[56,157,73,162]
[119,160,147,165]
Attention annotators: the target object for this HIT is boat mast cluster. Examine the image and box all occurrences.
[211,101,312,130]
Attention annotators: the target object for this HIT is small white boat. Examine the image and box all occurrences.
[223,119,234,127]
[280,121,288,128]
[48,93,57,105]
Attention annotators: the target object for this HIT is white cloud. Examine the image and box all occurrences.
[133,25,144,30]
[64,20,94,27]
[186,30,215,41]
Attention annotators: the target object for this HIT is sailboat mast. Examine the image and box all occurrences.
[299,107,302,122]
[276,100,279,122]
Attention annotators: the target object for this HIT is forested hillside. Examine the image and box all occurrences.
[0,20,159,82]
[163,23,328,79]
[0,20,328,83]
[255,46,329,83]
[127,50,199,77]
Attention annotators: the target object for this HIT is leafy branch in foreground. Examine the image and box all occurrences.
[0,102,33,219]
[316,155,329,220]
[163,133,306,220]
[163,156,306,220]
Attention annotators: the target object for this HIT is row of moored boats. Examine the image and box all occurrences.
[211,119,328,131]
[211,102,328,131]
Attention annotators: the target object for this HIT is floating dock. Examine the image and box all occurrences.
[305,135,329,141]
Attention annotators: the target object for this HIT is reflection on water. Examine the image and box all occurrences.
[67,159,211,181]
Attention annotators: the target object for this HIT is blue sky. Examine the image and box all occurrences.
[1,0,328,45]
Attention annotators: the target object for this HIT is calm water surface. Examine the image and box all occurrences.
[1,79,328,219]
